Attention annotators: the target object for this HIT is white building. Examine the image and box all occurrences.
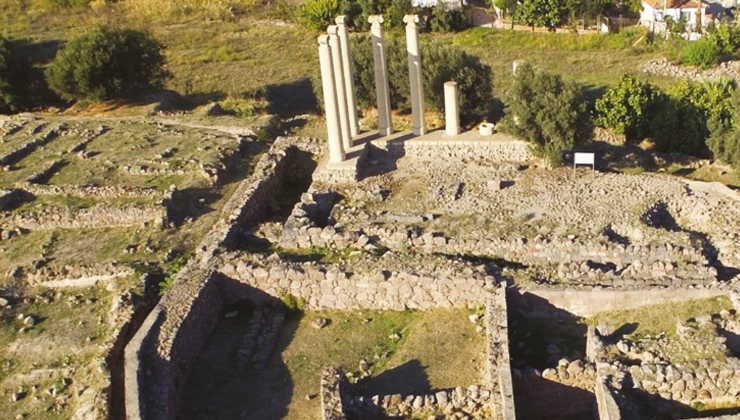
[640,0,708,31]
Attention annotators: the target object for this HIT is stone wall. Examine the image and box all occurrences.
[23,262,134,288]
[0,124,64,167]
[124,137,321,420]
[343,384,493,419]
[273,225,719,286]
[220,257,493,310]
[126,267,224,420]
[522,288,731,318]
[486,285,515,420]
[386,137,534,162]
[320,367,348,420]
[17,184,166,199]
[0,203,167,230]
[196,137,321,262]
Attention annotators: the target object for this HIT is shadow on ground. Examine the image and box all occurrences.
[354,359,432,397]
[265,78,319,118]
[177,286,298,420]
[514,370,596,420]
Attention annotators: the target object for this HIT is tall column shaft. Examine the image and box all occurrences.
[404,15,425,136]
[369,15,393,137]
[444,81,459,137]
[328,26,353,151]
[318,35,345,163]
[336,16,359,137]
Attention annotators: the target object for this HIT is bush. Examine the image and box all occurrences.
[708,88,740,169]
[502,62,589,166]
[0,36,34,114]
[681,38,719,70]
[705,22,740,55]
[595,74,663,141]
[312,35,492,123]
[46,26,170,102]
[299,0,340,31]
[652,80,735,156]
[429,4,470,33]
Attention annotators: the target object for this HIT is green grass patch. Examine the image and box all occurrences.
[588,295,733,338]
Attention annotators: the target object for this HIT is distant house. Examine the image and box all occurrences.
[411,0,468,9]
[640,0,708,31]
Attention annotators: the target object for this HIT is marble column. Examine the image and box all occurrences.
[368,15,393,136]
[444,81,459,137]
[404,14,425,136]
[335,16,359,137]
[318,35,345,163]
[327,25,353,151]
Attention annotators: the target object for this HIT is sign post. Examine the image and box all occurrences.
[573,152,595,179]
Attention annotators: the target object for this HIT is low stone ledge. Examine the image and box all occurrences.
[321,367,348,420]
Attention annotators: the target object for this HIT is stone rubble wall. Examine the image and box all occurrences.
[590,322,740,418]
[387,138,535,162]
[220,258,493,310]
[124,137,321,420]
[16,183,166,199]
[0,203,167,230]
[196,137,322,262]
[277,224,719,286]
[126,266,224,420]
[26,159,66,184]
[486,285,515,420]
[343,384,493,419]
[320,367,348,420]
[0,124,65,166]
[642,58,740,81]
[23,262,134,287]
[521,288,731,318]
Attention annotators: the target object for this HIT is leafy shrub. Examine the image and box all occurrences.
[681,38,719,70]
[595,74,663,141]
[0,36,33,113]
[705,22,740,55]
[502,62,589,166]
[428,4,470,32]
[46,26,170,102]
[299,0,340,31]
[708,88,740,169]
[652,80,735,156]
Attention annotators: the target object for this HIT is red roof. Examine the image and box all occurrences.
[643,0,705,9]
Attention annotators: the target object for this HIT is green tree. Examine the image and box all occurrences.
[0,36,34,113]
[502,62,589,165]
[595,74,663,141]
[46,26,170,102]
[652,80,735,157]
[515,0,566,28]
[707,87,740,169]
